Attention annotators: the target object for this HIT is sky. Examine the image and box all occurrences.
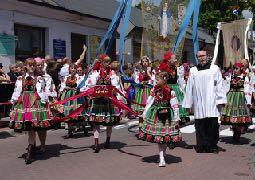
[242,10,253,19]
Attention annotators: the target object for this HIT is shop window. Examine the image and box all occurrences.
[14,24,45,61]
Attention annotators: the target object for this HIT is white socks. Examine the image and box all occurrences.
[158,144,167,167]
[159,150,166,167]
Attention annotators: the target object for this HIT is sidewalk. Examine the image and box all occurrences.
[0,117,9,128]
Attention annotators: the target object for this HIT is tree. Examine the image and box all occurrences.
[199,0,255,34]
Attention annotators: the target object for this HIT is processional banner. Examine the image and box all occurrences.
[140,0,189,61]
[221,19,251,67]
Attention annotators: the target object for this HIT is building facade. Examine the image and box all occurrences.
[0,0,111,71]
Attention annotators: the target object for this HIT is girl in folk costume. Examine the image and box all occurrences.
[9,58,52,164]
[159,52,189,124]
[84,55,136,153]
[220,62,252,143]
[59,63,80,138]
[122,64,136,119]
[222,67,233,98]
[177,63,190,92]
[138,71,182,167]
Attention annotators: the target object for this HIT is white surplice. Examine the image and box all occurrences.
[182,64,227,119]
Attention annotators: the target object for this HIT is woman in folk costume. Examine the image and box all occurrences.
[220,62,252,143]
[249,66,255,116]
[76,64,89,136]
[134,56,153,127]
[109,61,126,101]
[159,52,189,124]
[110,61,129,120]
[34,57,58,154]
[9,58,52,164]
[59,63,80,138]
[138,71,181,167]
[134,56,152,110]
[84,55,136,153]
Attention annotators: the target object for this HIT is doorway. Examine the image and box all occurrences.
[71,33,87,61]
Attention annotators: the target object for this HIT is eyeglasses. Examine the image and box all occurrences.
[197,55,207,58]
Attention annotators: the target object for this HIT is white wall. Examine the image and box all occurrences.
[0,10,14,35]
[13,11,106,58]
[0,8,107,71]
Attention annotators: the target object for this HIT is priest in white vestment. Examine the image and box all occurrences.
[182,51,227,153]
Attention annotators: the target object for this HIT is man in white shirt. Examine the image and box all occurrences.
[182,51,227,153]
[59,57,70,79]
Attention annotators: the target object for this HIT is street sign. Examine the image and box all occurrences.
[53,39,66,59]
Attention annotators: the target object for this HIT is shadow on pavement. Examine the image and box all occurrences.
[173,141,194,149]
[220,136,251,145]
[18,144,74,163]
[37,144,73,160]
[107,141,150,158]
[246,128,255,133]
[0,131,15,139]
[142,154,182,164]
[62,132,93,139]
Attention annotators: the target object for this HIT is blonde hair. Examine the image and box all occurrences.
[15,61,24,68]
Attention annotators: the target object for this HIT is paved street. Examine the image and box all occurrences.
[0,120,254,180]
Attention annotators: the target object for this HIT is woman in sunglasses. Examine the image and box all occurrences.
[10,58,52,164]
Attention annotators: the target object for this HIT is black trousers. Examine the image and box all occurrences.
[194,117,219,150]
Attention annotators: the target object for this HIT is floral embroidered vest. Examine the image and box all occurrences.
[97,68,111,85]
[152,85,171,106]
[22,76,36,91]
[66,75,77,88]
[230,75,245,90]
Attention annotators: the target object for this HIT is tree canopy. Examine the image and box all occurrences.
[199,0,254,34]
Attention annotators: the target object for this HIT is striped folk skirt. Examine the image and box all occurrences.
[138,104,182,144]
[134,85,152,112]
[86,97,121,126]
[221,91,252,125]
[9,91,52,132]
[60,89,83,130]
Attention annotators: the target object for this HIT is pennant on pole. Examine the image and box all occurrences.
[119,0,132,78]
[173,0,201,65]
